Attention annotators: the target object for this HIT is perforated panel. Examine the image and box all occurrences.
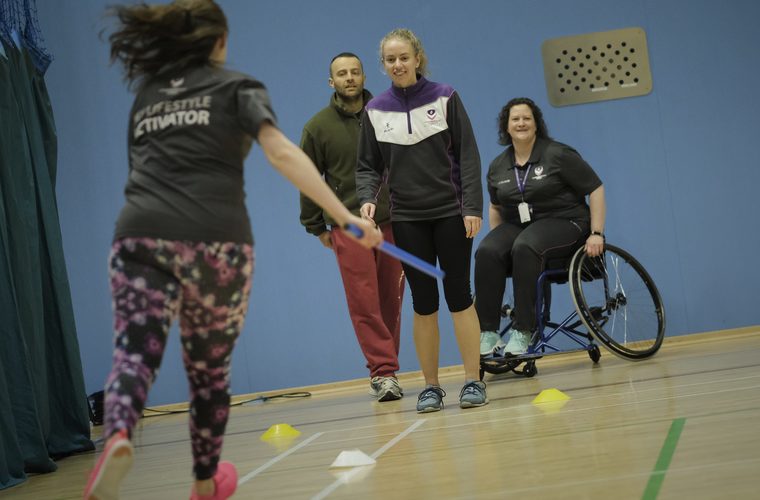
[541,27,652,107]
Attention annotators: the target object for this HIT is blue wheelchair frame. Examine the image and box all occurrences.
[481,242,664,378]
[481,262,602,378]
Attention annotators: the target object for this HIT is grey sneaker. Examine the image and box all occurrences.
[370,376,403,402]
[480,330,505,356]
[459,381,489,408]
[416,386,446,413]
[503,328,532,356]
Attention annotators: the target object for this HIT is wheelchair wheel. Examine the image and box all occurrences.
[568,244,665,360]
[589,345,601,363]
[522,361,538,377]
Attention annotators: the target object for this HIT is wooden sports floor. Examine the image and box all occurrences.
[8,327,760,499]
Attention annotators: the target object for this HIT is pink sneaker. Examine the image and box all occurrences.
[190,461,238,500]
[83,429,134,500]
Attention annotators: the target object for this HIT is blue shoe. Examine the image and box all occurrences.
[503,328,532,356]
[416,386,446,413]
[480,331,505,356]
[459,381,489,408]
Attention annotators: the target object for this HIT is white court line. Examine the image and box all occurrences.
[238,432,325,485]
[368,418,426,460]
[311,419,426,500]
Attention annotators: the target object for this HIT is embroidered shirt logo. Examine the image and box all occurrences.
[498,179,511,185]
[426,109,437,120]
[383,122,394,134]
[160,76,187,96]
[532,165,547,180]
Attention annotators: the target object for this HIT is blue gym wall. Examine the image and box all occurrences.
[36,0,760,405]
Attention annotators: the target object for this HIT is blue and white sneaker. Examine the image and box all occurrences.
[459,381,489,408]
[503,328,532,356]
[480,331,505,356]
[416,386,446,413]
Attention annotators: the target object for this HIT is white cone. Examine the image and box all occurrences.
[330,465,375,484]
[330,449,376,468]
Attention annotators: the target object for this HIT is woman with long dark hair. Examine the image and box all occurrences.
[84,2,380,498]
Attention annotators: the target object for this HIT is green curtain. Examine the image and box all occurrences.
[0,38,93,491]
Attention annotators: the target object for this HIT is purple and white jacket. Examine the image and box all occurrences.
[356,76,483,222]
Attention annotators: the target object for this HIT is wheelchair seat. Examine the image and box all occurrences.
[542,257,572,284]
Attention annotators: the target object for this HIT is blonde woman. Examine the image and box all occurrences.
[357,29,487,413]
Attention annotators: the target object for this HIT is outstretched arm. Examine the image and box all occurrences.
[257,122,381,249]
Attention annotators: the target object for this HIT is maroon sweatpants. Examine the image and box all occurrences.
[330,223,404,377]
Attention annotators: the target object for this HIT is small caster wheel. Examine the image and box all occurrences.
[523,361,537,378]
[589,345,601,363]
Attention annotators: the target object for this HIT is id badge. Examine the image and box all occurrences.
[518,202,531,223]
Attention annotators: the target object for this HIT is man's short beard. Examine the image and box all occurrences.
[336,89,363,103]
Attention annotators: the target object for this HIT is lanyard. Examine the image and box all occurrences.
[514,165,532,194]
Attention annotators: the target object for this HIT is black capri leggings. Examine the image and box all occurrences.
[392,216,474,315]
[474,218,589,332]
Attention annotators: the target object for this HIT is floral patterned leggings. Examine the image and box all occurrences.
[104,237,254,480]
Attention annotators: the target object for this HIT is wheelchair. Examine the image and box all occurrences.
[480,243,666,379]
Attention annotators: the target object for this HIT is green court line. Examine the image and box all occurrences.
[642,418,686,500]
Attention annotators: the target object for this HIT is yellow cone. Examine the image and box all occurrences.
[532,389,570,414]
[532,388,570,404]
[260,423,301,441]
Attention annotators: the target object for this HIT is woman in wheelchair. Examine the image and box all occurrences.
[475,97,606,357]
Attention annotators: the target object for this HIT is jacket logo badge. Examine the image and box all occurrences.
[383,122,393,133]
[533,165,547,180]
[170,78,185,88]
[426,109,437,120]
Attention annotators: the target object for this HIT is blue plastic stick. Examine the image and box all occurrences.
[343,224,445,280]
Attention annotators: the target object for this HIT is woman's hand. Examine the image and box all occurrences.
[585,234,604,257]
[463,216,482,239]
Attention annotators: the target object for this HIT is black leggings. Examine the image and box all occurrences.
[392,216,474,315]
[474,218,588,332]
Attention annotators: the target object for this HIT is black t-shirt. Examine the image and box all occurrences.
[487,138,602,224]
[113,64,277,244]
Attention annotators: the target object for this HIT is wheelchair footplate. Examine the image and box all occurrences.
[480,349,543,378]
[480,342,601,379]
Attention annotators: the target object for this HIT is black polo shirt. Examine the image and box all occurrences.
[487,137,602,225]
[114,64,276,244]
